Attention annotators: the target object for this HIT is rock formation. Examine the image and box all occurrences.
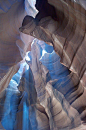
[0,0,86,129]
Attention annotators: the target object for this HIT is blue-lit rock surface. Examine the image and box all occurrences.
[0,0,37,92]
[0,0,86,130]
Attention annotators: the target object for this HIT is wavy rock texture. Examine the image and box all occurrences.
[0,0,37,93]
[26,42,82,130]
[0,0,86,130]
[0,39,85,129]
[20,0,86,89]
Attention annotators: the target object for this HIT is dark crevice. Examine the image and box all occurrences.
[35,0,58,22]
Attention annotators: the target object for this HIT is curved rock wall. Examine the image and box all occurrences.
[0,0,86,129]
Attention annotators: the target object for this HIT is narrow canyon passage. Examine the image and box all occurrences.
[0,0,86,130]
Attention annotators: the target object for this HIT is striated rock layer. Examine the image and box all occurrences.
[0,0,38,93]
[0,0,86,129]
[20,0,86,89]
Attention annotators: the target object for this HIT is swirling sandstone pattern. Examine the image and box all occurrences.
[0,0,86,129]
[20,0,86,89]
[26,42,81,130]
[0,0,38,93]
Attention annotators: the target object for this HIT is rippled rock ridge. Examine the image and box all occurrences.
[0,0,86,130]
